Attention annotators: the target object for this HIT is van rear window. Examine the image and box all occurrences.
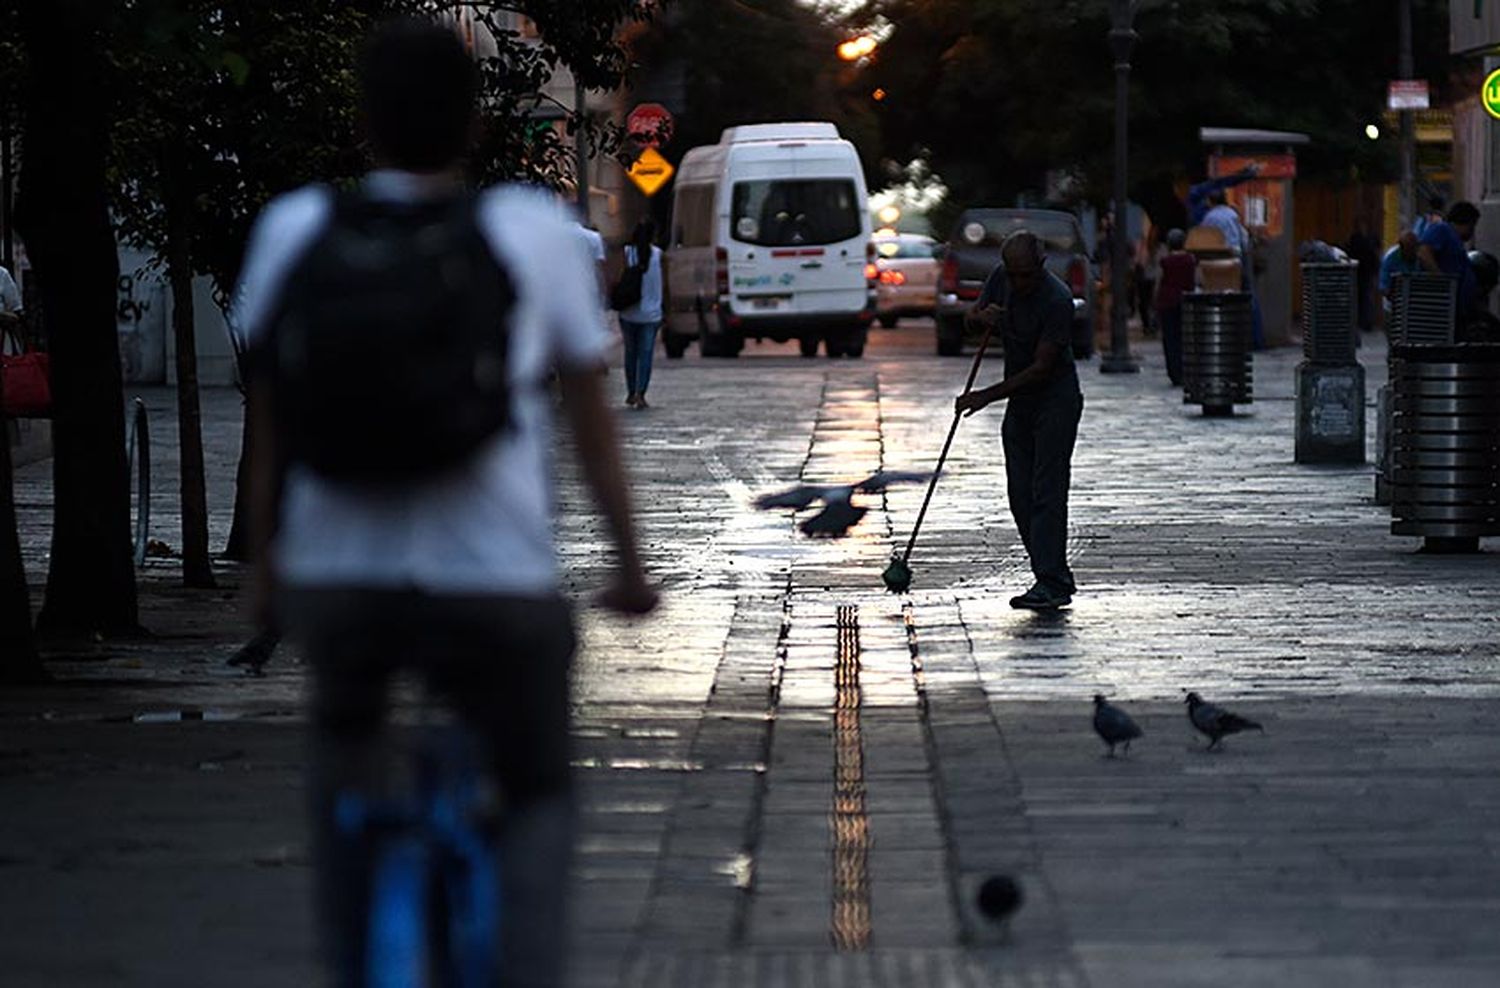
[731,179,861,247]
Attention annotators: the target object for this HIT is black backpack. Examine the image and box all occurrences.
[263,190,516,483]
[609,245,648,311]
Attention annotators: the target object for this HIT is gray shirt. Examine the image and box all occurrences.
[990,269,1080,403]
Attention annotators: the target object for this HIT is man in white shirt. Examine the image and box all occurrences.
[235,19,655,987]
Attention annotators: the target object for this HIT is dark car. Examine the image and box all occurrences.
[933,207,1095,357]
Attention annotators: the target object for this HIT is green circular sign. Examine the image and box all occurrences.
[1484,68,1500,120]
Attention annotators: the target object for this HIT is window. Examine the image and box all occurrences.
[954,211,1085,254]
[731,179,861,247]
[672,186,715,248]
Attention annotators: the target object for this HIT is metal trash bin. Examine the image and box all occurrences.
[1388,272,1457,346]
[1296,263,1363,463]
[1378,273,1458,501]
[1182,291,1253,416]
[1300,263,1358,364]
[1389,342,1500,552]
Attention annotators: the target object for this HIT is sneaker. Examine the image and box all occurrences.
[625,393,639,407]
[1009,584,1072,610]
[635,394,649,409]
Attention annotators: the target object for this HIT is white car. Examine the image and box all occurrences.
[871,233,939,327]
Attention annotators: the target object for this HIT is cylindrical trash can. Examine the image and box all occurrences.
[1182,291,1253,416]
[1390,343,1500,552]
[1388,272,1457,346]
[1300,263,1358,364]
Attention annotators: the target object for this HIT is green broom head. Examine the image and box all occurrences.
[882,554,913,594]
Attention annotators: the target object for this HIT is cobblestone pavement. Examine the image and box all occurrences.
[3,323,1498,986]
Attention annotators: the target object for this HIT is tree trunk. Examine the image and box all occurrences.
[222,404,252,562]
[0,375,48,684]
[164,160,215,588]
[15,0,140,636]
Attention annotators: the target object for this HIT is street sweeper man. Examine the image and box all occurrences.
[954,230,1084,611]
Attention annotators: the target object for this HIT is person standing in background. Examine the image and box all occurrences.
[1346,217,1381,334]
[1153,228,1196,387]
[618,218,663,409]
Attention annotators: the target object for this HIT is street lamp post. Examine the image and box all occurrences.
[1397,0,1415,230]
[1101,0,1140,374]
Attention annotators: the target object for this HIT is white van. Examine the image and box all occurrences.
[665,122,875,358]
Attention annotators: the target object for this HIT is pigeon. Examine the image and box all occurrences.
[1092,694,1143,757]
[226,629,281,676]
[1184,691,1263,750]
[753,470,933,537]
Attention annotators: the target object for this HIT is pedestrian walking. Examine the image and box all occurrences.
[1346,217,1381,333]
[956,231,1084,611]
[234,18,656,987]
[1153,228,1196,387]
[616,218,663,409]
[1133,226,1161,337]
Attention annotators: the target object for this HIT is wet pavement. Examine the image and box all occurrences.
[3,322,1499,986]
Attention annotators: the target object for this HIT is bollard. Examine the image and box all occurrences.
[1389,343,1500,553]
[1181,291,1253,417]
[1296,263,1364,464]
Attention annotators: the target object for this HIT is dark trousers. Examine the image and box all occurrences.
[1158,306,1183,385]
[1002,391,1083,597]
[620,318,659,397]
[281,588,576,988]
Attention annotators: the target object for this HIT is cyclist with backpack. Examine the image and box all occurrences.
[611,218,663,409]
[234,18,656,987]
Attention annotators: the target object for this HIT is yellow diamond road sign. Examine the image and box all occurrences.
[627,147,674,197]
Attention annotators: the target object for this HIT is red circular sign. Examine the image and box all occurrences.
[626,103,674,149]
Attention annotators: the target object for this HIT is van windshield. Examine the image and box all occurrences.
[731,179,861,247]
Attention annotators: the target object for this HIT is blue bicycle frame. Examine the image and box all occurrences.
[337,729,501,988]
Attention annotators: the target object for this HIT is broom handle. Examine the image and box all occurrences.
[900,315,999,564]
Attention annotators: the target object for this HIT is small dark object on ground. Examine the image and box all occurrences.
[1092,694,1143,757]
[882,554,912,594]
[977,874,1023,921]
[1185,691,1263,750]
[227,629,281,676]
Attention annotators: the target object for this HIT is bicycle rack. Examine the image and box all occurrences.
[125,397,151,567]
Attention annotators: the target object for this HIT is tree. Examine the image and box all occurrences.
[14,0,141,637]
[109,1,383,566]
[859,0,1451,226]
[625,0,877,206]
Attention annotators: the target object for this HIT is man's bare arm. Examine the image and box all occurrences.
[1417,244,1441,274]
[558,368,657,615]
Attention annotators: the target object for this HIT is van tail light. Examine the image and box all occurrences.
[1067,258,1088,298]
[865,262,879,281]
[939,252,959,293]
[715,247,729,295]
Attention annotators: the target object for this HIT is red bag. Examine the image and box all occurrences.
[2,352,51,418]
[1,326,51,418]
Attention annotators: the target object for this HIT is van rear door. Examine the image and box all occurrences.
[727,163,867,317]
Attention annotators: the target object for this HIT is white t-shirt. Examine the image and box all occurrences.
[232,171,610,594]
[576,225,606,264]
[620,244,663,323]
[0,265,21,314]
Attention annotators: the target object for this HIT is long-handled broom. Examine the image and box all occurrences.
[882,316,1000,593]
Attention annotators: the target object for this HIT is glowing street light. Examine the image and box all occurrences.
[1365,123,1381,141]
[838,36,877,61]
